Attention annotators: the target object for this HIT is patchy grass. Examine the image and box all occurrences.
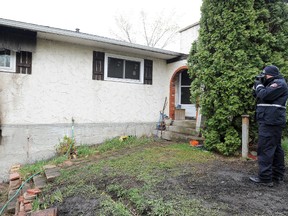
[15,136,288,215]
[0,133,283,216]
[96,136,154,153]
[29,137,220,215]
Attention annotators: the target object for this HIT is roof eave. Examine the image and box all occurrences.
[0,18,186,61]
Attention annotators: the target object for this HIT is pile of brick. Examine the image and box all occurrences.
[5,164,60,216]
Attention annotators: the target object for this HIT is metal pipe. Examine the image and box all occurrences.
[241,115,249,158]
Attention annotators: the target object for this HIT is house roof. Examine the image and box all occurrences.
[0,18,187,61]
[179,22,200,33]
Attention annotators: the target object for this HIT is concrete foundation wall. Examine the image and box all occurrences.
[0,122,155,182]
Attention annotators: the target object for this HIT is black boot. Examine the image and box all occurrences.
[249,176,273,187]
[273,176,284,184]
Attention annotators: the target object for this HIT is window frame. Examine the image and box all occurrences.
[104,53,144,84]
[0,49,16,73]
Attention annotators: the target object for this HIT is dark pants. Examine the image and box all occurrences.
[258,124,285,181]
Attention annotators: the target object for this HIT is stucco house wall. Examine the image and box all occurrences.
[0,22,189,182]
[179,22,200,54]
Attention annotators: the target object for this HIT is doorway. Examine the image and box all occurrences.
[178,70,195,118]
[169,67,196,120]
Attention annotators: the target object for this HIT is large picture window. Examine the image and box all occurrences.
[104,54,144,83]
[93,51,152,85]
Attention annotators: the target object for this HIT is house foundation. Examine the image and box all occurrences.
[0,122,155,182]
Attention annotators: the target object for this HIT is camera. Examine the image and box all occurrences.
[255,72,265,83]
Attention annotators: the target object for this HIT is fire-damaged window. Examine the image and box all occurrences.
[92,51,153,85]
[0,49,32,74]
[0,26,36,74]
[16,51,32,74]
[0,49,16,72]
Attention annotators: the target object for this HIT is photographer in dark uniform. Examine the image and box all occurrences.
[250,65,288,187]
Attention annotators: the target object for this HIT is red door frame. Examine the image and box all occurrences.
[169,66,188,120]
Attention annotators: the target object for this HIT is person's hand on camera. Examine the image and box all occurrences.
[253,80,263,90]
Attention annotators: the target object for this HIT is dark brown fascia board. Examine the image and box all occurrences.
[166,54,188,64]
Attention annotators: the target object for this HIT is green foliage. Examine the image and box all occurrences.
[77,144,99,157]
[188,0,288,155]
[32,197,42,212]
[19,161,45,180]
[55,135,76,157]
[50,188,63,204]
[100,196,131,216]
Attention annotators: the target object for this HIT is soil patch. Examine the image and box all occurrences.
[1,140,288,215]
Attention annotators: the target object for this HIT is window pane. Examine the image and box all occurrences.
[0,50,11,67]
[181,70,191,85]
[125,60,140,80]
[108,57,124,78]
[181,87,191,104]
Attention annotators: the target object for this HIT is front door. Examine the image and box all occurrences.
[178,70,196,118]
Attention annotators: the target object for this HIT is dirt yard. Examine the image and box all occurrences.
[1,139,288,215]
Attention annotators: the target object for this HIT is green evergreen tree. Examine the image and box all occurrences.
[188,0,288,155]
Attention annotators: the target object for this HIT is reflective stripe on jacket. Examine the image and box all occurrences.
[255,77,288,126]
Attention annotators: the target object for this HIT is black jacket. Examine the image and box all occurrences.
[255,76,288,126]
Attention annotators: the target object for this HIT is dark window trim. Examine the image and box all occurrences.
[16,51,32,74]
[144,59,153,85]
[92,51,104,80]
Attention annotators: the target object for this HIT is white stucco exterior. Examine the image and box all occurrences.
[0,18,199,182]
[1,39,173,124]
[0,37,186,181]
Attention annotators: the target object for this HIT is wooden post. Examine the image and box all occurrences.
[196,107,202,134]
[241,115,249,158]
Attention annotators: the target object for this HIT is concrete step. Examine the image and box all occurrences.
[160,131,204,143]
[167,125,198,136]
[172,120,196,128]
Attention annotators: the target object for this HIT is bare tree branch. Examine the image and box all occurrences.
[140,11,150,46]
[110,15,136,43]
[110,10,179,49]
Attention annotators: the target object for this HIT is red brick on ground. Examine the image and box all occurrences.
[27,188,41,195]
[21,181,32,194]
[9,178,22,190]
[10,172,20,181]
[17,212,27,216]
[24,203,32,212]
[18,195,24,203]
[23,192,37,201]
[18,212,27,216]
